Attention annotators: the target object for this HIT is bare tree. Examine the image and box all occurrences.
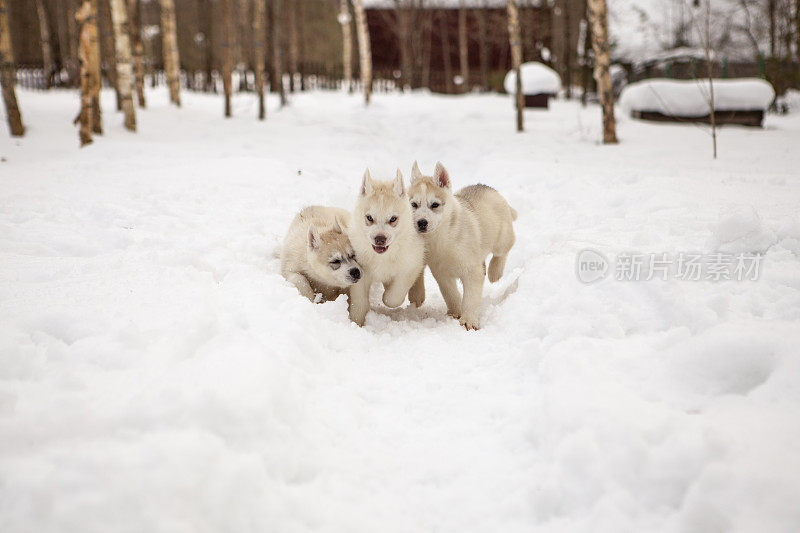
[57,0,80,86]
[477,3,489,91]
[440,11,454,93]
[689,0,717,158]
[352,0,372,104]
[75,0,102,145]
[270,0,287,106]
[254,0,267,119]
[222,0,233,116]
[0,0,23,136]
[34,0,55,88]
[587,0,617,143]
[99,0,121,110]
[127,0,146,107]
[287,0,299,92]
[507,0,523,132]
[108,0,136,131]
[339,0,353,93]
[160,0,181,106]
[458,1,469,92]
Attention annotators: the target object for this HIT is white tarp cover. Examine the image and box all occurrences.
[503,62,561,95]
[620,78,776,117]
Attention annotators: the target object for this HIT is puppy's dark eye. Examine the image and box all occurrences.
[389,216,397,224]
[430,202,440,209]
[411,202,418,209]
[330,259,341,265]
[366,215,373,223]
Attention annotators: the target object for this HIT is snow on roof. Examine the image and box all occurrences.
[363,1,542,9]
[503,62,561,95]
[619,78,775,117]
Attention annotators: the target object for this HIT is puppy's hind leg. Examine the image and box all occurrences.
[488,222,516,283]
[408,268,426,308]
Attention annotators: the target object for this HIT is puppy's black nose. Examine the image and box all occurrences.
[417,219,428,231]
[349,268,361,280]
[374,235,386,246]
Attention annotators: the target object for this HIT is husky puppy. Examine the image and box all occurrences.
[408,161,517,330]
[348,169,426,326]
[280,206,363,302]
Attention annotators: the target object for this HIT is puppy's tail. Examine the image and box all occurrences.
[509,206,518,221]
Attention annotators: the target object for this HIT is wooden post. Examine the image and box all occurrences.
[221,0,233,116]
[458,2,469,92]
[108,0,136,130]
[339,0,352,93]
[587,0,617,143]
[506,0,523,132]
[159,0,181,106]
[127,0,146,107]
[351,0,371,105]
[0,0,23,136]
[254,0,266,119]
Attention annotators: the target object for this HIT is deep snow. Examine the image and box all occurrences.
[1,88,800,533]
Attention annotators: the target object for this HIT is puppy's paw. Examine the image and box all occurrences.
[459,315,480,331]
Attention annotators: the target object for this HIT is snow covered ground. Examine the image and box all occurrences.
[2,88,800,533]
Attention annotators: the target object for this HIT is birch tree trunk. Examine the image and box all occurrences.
[76,0,101,145]
[253,0,266,119]
[507,0,523,132]
[127,0,146,107]
[339,0,353,93]
[351,0,372,105]
[298,0,306,90]
[458,2,469,92]
[108,0,136,130]
[0,0,23,136]
[586,0,617,143]
[35,0,55,88]
[440,11,453,93]
[221,0,233,116]
[270,0,286,106]
[159,0,181,106]
[200,0,214,91]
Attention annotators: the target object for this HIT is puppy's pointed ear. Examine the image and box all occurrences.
[332,216,345,234]
[434,162,451,190]
[308,225,320,250]
[360,169,374,196]
[393,169,406,197]
[411,161,423,183]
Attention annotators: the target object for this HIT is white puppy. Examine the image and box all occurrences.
[408,162,517,330]
[348,169,426,326]
[280,206,363,303]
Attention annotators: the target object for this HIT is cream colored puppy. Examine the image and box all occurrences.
[408,161,517,330]
[281,206,364,303]
[348,169,426,326]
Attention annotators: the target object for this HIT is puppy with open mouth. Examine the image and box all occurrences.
[347,169,426,326]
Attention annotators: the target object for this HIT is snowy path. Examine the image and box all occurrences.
[2,89,800,532]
